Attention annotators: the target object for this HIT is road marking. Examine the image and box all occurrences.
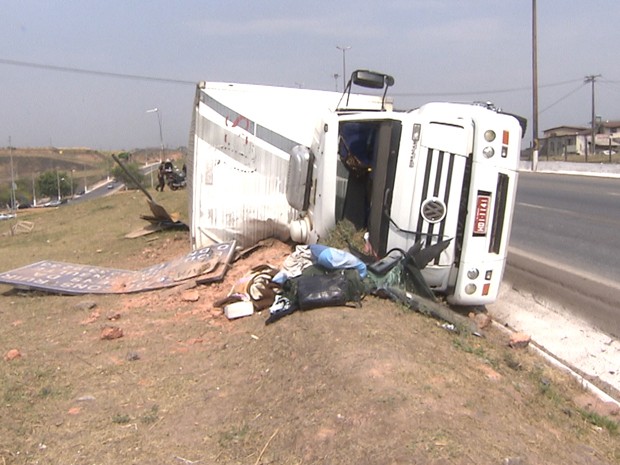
[517,202,577,216]
[517,201,620,225]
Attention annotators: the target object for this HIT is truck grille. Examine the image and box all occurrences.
[414,147,466,265]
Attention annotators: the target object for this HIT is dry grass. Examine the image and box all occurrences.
[1,188,619,465]
[0,188,189,271]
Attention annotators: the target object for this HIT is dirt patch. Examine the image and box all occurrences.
[0,193,618,464]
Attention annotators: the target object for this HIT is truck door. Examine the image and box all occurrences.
[336,119,402,253]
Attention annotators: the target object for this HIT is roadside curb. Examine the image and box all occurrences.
[491,320,620,409]
[520,169,620,179]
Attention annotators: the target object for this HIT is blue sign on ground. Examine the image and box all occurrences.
[0,241,235,295]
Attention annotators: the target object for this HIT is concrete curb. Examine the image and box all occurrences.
[518,160,620,178]
[491,321,620,409]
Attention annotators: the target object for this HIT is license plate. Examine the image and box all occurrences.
[473,194,491,235]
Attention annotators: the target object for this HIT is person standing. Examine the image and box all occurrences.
[156,162,166,192]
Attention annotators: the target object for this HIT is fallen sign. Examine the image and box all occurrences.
[110,154,188,238]
[125,199,189,238]
[0,241,236,295]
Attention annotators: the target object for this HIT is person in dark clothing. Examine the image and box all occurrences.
[156,162,166,192]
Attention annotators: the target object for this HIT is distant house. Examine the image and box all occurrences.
[541,121,620,157]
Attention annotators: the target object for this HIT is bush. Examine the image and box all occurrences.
[110,162,145,190]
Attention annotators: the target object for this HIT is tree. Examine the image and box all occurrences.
[111,162,145,190]
[0,185,10,208]
[36,171,71,199]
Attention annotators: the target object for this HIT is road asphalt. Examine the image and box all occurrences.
[488,161,620,405]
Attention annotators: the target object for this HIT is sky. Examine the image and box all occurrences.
[2,0,620,151]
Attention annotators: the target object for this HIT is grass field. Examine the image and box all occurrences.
[1,188,619,465]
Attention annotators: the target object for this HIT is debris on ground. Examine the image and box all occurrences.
[214,264,279,320]
[125,199,189,238]
[2,222,484,336]
[470,311,493,330]
[3,349,22,361]
[509,332,532,349]
[8,220,34,236]
[100,326,123,340]
[192,234,480,334]
[0,241,236,295]
[110,153,188,238]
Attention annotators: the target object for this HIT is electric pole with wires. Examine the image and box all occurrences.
[585,74,601,162]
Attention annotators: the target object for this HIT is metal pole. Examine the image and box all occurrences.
[585,74,601,162]
[156,110,164,160]
[336,45,351,90]
[56,170,61,201]
[32,174,36,206]
[146,107,165,188]
[8,136,16,210]
[531,0,539,172]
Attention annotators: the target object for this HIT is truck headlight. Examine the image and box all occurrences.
[464,283,477,295]
[467,268,479,280]
[482,146,495,158]
[484,130,496,142]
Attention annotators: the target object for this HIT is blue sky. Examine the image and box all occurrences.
[2,1,620,151]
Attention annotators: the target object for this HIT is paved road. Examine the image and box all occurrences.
[506,171,620,337]
[510,172,620,282]
[68,162,160,205]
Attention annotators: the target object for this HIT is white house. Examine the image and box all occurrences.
[541,121,620,157]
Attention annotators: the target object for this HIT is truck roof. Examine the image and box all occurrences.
[197,81,391,147]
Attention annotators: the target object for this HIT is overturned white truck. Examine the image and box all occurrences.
[188,70,526,305]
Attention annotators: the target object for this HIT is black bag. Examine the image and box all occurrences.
[296,271,350,310]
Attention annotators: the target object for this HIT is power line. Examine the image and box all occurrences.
[0,57,591,97]
[392,78,584,98]
[539,82,587,114]
[0,57,196,86]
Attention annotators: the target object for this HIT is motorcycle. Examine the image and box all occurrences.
[165,168,187,190]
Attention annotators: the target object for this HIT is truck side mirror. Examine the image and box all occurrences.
[343,69,395,111]
[351,70,394,89]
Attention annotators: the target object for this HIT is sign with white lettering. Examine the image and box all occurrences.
[0,241,235,295]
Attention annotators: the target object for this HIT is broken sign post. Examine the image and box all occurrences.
[110,153,188,237]
[0,241,236,295]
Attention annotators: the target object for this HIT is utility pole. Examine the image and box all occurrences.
[56,169,61,201]
[585,74,601,162]
[146,107,164,188]
[531,0,539,171]
[336,45,351,90]
[8,136,16,211]
[32,174,37,207]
